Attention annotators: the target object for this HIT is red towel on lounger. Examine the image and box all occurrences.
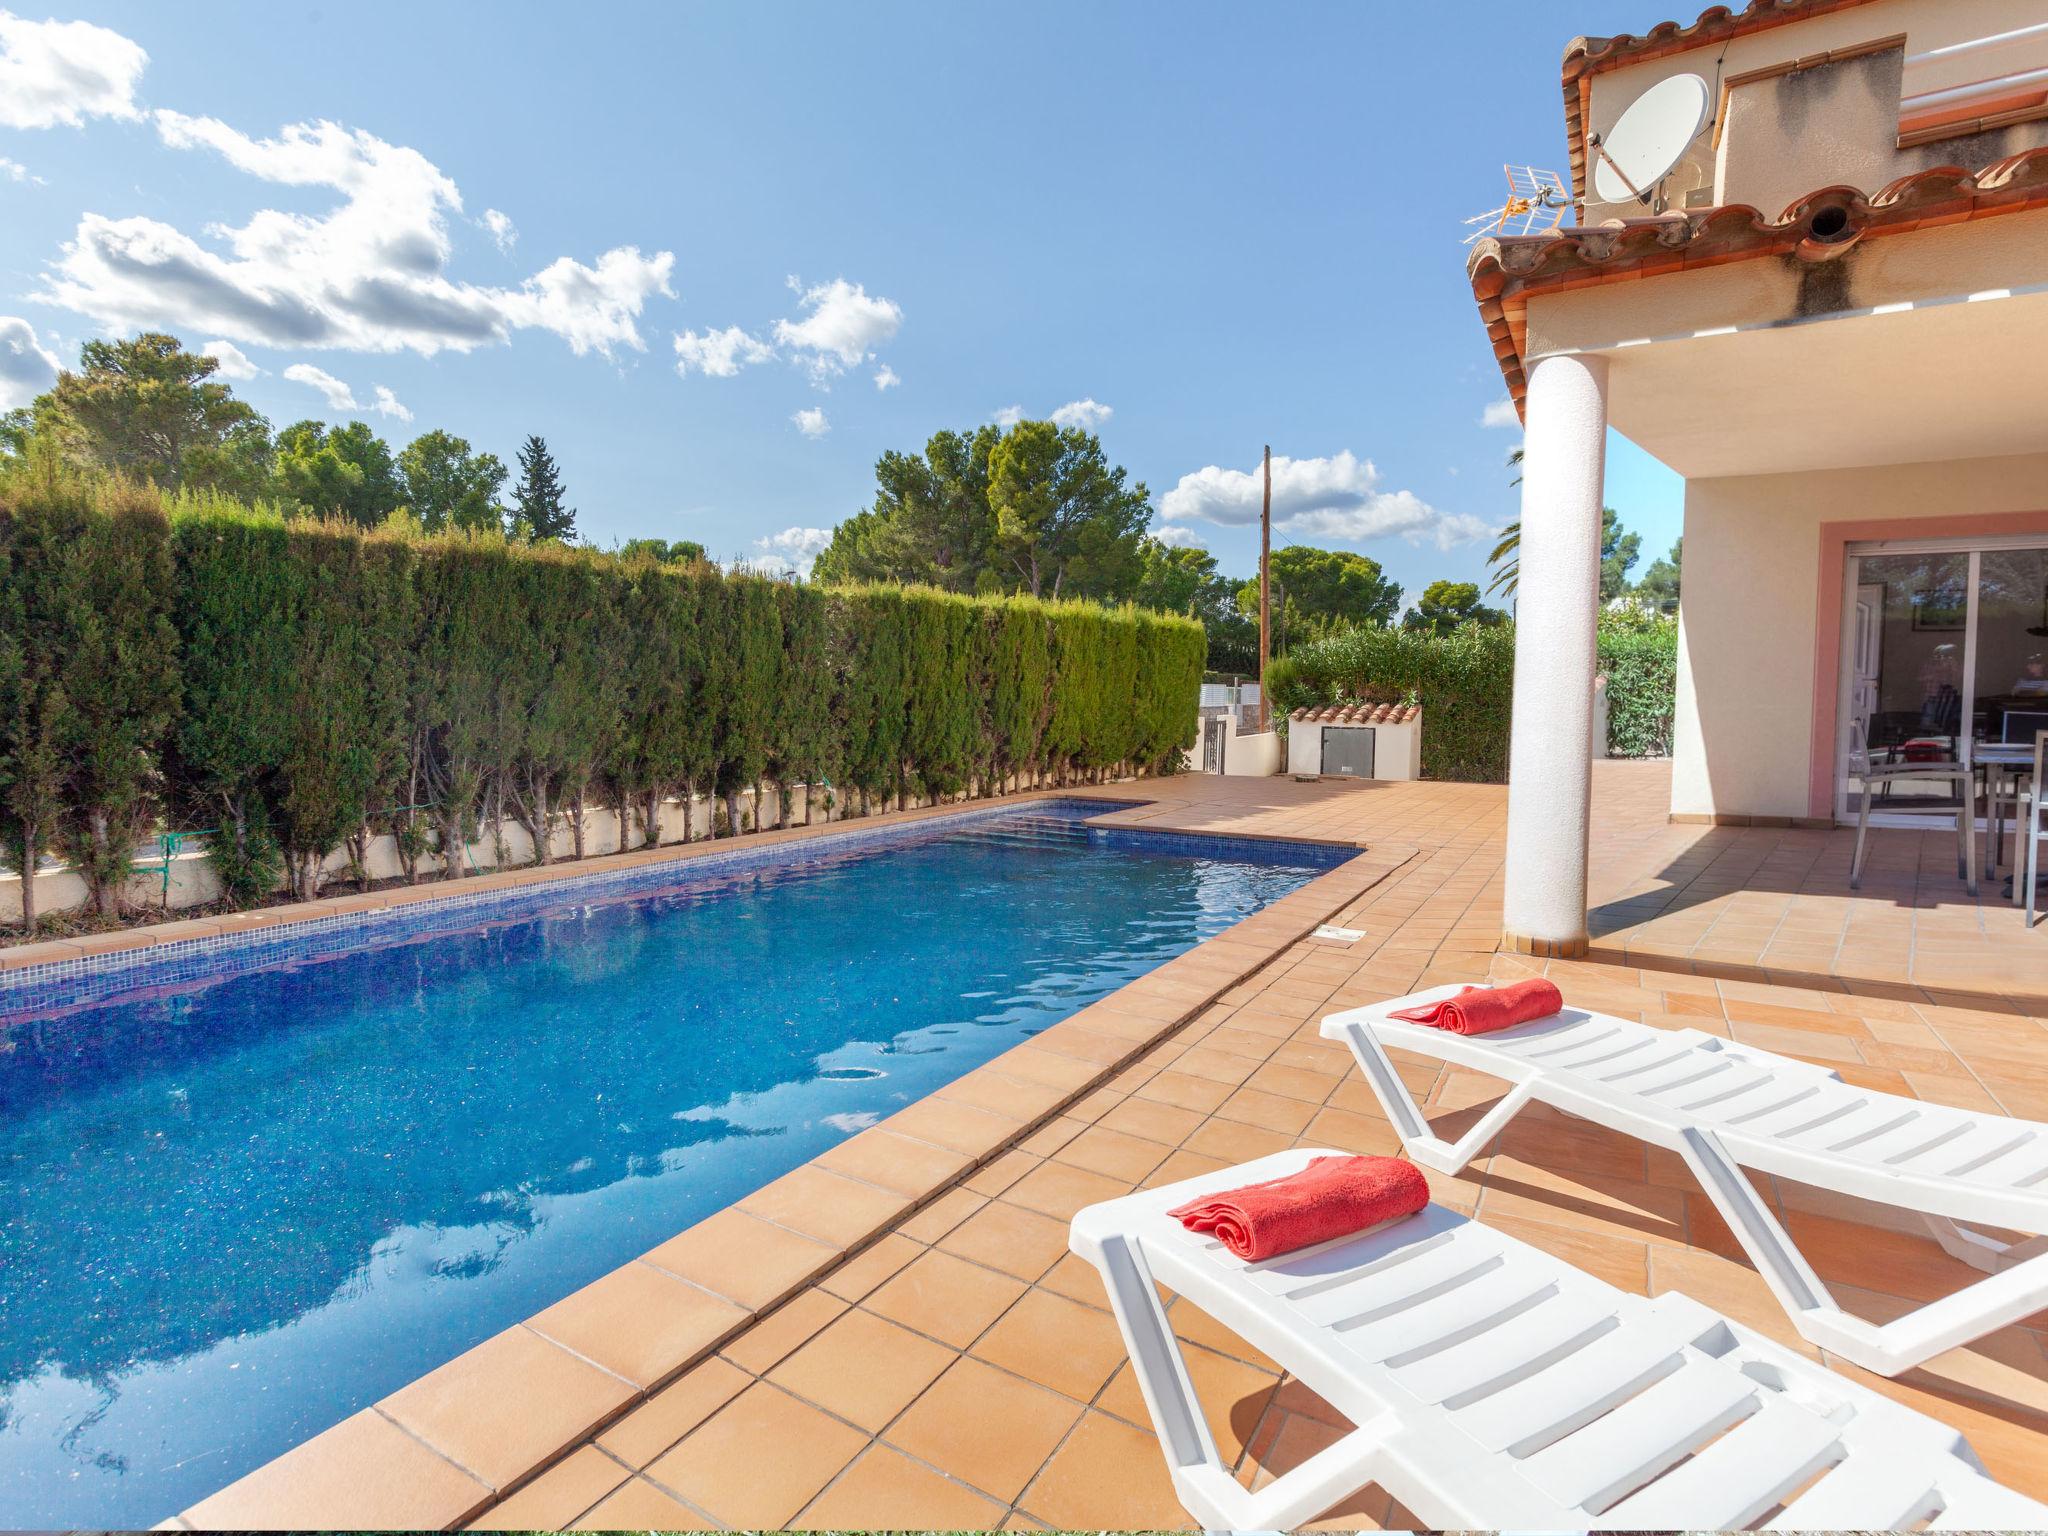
[1387,978,1562,1036]
[1167,1154,1427,1261]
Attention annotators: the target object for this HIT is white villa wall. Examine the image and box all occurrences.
[1673,450,2048,821]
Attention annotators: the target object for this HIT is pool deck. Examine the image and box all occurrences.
[167,762,2048,1530]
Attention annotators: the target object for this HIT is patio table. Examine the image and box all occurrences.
[1973,741,2035,889]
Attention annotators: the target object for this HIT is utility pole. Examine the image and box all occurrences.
[1257,445,1272,733]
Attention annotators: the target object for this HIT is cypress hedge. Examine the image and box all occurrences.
[0,463,1204,926]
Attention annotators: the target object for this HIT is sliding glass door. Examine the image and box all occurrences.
[1836,538,2048,823]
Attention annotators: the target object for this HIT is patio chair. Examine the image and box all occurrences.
[2019,729,2048,926]
[1320,986,2048,1376]
[1847,741,1978,895]
[1069,1149,2048,1530]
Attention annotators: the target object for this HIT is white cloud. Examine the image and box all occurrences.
[991,404,1025,429]
[754,524,833,578]
[1160,450,1494,552]
[1050,397,1112,431]
[200,339,262,379]
[370,384,411,423]
[40,112,674,359]
[773,277,901,385]
[673,324,774,378]
[1151,524,1205,549]
[0,315,60,408]
[0,154,41,184]
[791,406,829,439]
[283,361,358,412]
[479,207,515,252]
[872,363,899,391]
[1480,397,1520,428]
[0,10,146,130]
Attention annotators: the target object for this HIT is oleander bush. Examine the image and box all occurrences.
[0,457,1205,925]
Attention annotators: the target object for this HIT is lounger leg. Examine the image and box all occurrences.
[1673,1128,1837,1323]
[1851,792,1872,889]
[1678,1130,2048,1375]
[1329,1022,1536,1174]
[1922,1217,2048,1275]
[1089,1233,1385,1530]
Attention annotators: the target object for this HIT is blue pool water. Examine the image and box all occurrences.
[0,801,1347,1526]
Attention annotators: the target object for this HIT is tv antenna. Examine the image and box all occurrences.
[1590,72,1710,209]
[1463,166,1570,243]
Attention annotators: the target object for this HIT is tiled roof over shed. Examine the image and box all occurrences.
[1290,703,1420,725]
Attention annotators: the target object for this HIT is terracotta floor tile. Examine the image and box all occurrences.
[1136,1069,1236,1113]
[526,1260,745,1389]
[864,1246,1029,1349]
[569,1474,715,1530]
[645,1383,867,1529]
[1098,1340,1279,1467]
[642,1207,838,1310]
[884,1356,1085,1504]
[1035,1250,1112,1310]
[767,1306,957,1431]
[1214,1083,1320,1136]
[1242,1060,1340,1104]
[465,1445,628,1531]
[815,1127,975,1197]
[1051,1121,1174,1182]
[883,1094,1028,1158]
[1183,1115,1296,1164]
[719,1288,849,1376]
[819,1232,923,1301]
[998,1158,1133,1221]
[736,1162,915,1247]
[1476,1154,1689,1249]
[1017,1410,1196,1530]
[937,1196,1074,1282]
[596,1358,751,1469]
[1095,1093,1207,1146]
[972,1286,1133,1403]
[184,1409,493,1530]
[378,1325,636,1492]
[895,1184,987,1245]
[793,1443,1007,1529]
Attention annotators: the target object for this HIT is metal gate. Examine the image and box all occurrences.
[1321,726,1375,778]
[1202,715,1228,773]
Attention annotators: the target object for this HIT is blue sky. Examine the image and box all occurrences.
[0,1,1685,598]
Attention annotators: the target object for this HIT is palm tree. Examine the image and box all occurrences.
[1486,448,1523,597]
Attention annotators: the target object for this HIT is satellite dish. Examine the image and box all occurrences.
[1592,73,1710,205]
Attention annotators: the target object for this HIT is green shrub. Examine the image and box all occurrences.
[1268,623,1517,782]
[1599,610,1679,759]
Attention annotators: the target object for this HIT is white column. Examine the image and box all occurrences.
[1503,351,1609,956]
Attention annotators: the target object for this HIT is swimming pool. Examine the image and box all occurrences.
[0,799,1349,1526]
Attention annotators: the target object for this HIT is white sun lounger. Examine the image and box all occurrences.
[1320,983,2048,1376]
[1070,1148,2048,1531]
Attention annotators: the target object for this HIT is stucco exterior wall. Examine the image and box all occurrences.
[1524,206,2048,359]
[1673,451,2048,821]
[1582,0,2047,223]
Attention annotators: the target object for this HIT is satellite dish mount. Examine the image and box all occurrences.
[1591,72,1711,212]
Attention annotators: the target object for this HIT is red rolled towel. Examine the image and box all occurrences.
[1387,978,1562,1036]
[1167,1154,1427,1261]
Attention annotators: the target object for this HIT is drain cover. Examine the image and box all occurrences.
[1312,924,1366,943]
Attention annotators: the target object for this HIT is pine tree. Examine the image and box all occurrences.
[512,434,576,543]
